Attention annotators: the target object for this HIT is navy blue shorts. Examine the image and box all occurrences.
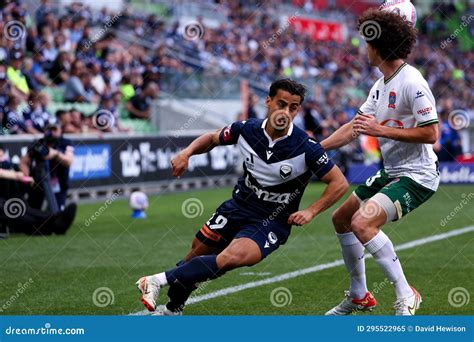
[195,199,291,259]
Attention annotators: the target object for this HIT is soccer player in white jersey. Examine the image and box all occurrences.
[322,8,439,315]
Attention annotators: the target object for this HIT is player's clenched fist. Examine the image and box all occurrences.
[288,208,315,226]
[171,150,190,178]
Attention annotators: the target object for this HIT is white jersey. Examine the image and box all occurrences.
[359,63,439,191]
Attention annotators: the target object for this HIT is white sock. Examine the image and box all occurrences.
[337,232,368,299]
[151,272,168,287]
[364,231,413,298]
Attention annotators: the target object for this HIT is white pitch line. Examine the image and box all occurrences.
[130,225,474,315]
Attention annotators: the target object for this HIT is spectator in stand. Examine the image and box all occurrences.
[48,51,72,85]
[64,60,97,103]
[434,111,463,162]
[23,57,42,93]
[56,109,80,133]
[90,62,106,96]
[29,54,50,88]
[301,99,323,140]
[246,93,259,119]
[97,93,129,132]
[23,93,52,133]
[126,81,159,120]
[0,67,12,109]
[69,108,85,132]
[1,95,26,134]
[6,51,29,101]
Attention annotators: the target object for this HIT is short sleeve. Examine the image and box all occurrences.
[405,80,438,127]
[358,83,379,116]
[218,121,245,145]
[305,138,335,179]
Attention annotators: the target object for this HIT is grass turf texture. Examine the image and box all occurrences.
[1,184,472,315]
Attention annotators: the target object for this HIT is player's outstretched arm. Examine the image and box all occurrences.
[354,114,439,143]
[171,128,221,178]
[288,166,348,226]
[320,120,357,151]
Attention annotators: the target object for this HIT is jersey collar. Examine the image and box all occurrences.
[384,62,407,84]
[261,118,294,148]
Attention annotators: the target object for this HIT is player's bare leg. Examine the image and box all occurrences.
[137,237,261,313]
[216,237,262,270]
[351,197,421,315]
[325,194,376,315]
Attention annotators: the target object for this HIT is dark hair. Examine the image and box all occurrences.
[358,8,417,61]
[56,110,68,118]
[269,78,306,104]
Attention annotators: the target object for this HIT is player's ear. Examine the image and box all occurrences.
[265,96,271,107]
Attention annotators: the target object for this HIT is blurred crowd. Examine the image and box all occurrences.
[0,0,471,161]
[0,0,162,135]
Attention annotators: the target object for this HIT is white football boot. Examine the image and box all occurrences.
[394,286,422,315]
[325,291,377,316]
[151,305,183,316]
[136,276,161,312]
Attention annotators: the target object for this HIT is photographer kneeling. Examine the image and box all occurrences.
[0,146,76,236]
[20,123,74,212]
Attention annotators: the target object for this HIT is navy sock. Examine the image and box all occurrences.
[166,260,196,312]
[165,255,221,285]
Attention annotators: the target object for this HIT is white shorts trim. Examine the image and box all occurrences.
[369,193,398,223]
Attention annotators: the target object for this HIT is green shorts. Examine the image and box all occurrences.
[354,169,435,221]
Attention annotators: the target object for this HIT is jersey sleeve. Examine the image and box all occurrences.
[405,80,438,127]
[305,138,335,179]
[357,82,379,116]
[218,121,246,145]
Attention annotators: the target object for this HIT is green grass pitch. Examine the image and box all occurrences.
[1,184,472,315]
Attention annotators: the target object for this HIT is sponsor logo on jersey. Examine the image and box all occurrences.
[388,91,397,109]
[280,164,292,179]
[380,119,404,128]
[317,153,329,166]
[266,150,273,160]
[244,175,291,204]
[417,107,432,116]
[415,90,425,99]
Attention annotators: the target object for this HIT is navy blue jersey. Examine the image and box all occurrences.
[219,118,334,222]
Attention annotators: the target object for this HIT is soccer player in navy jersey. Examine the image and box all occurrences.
[136,79,348,315]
